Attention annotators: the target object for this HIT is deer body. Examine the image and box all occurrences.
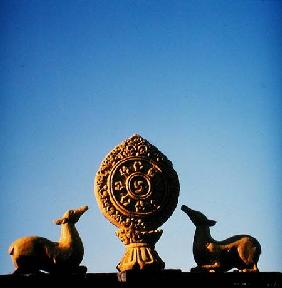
[181,205,261,272]
[9,205,88,274]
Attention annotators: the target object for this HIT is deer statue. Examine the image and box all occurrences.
[181,205,261,272]
[8,205,88,274]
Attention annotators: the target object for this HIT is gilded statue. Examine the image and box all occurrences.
[8,205,88,274]
[181,205,261,272]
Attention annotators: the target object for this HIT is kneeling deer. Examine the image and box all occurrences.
[181,205,261,272]
[9,205,88,274]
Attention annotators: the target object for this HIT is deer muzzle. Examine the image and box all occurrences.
[75,205,88,216]
[181,205,192,214]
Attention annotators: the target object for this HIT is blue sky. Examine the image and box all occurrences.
[0,0,281,273]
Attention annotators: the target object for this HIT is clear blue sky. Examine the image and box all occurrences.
[0,0,281,274]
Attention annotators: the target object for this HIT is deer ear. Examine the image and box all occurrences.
[54,218,65,225]
[208,220,217,226]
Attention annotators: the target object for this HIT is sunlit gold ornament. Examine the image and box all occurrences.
[94,134,179,271]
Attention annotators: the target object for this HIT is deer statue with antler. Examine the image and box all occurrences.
[8,205,88,274]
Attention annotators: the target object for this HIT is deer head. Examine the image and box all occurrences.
[54,205,88,225]
[181,205,216,227]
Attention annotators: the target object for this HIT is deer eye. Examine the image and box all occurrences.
[69,210,74,216]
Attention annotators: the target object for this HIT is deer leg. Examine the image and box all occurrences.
[13,267,40,275]
[12,256,42,275]
[191,262,221,272]
[242,264,259,272]
[13,268,27,275]
[237,244,260,272]
[72,265,87,275]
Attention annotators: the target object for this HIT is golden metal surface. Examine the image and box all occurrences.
[95,135,179,271]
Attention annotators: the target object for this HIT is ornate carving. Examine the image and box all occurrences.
[95,134,180,271]
[114,228,165,271]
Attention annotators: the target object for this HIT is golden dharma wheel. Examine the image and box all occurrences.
[94,134,180,231]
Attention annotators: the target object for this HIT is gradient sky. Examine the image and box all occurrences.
[0,0,281,274]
